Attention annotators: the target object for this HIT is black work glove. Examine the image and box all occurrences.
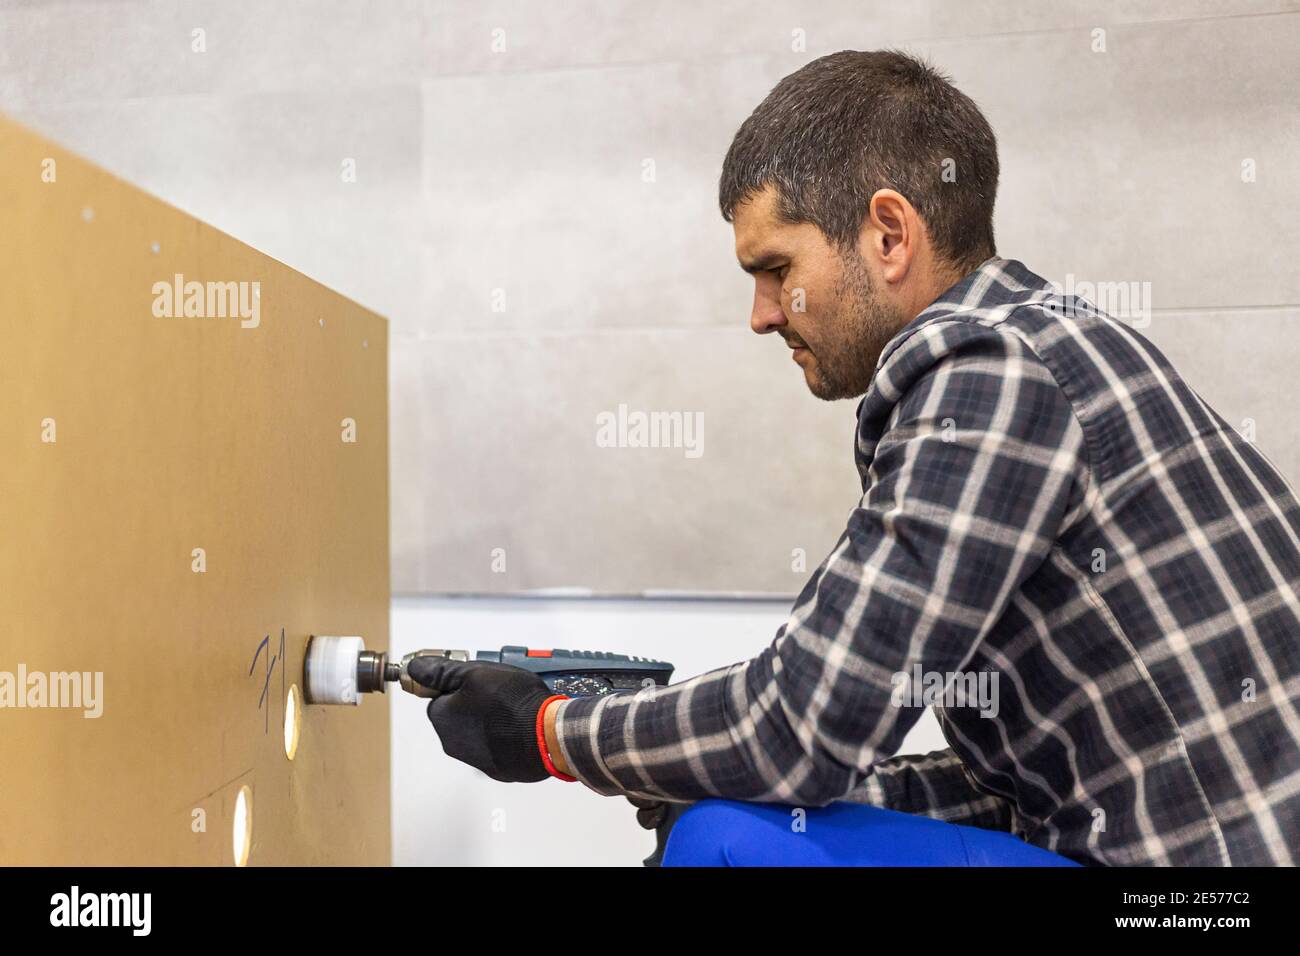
[625,794,670,830]
[407,658,556,783]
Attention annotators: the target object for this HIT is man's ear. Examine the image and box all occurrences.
[862,189,916,284]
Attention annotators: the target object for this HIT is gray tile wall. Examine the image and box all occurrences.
[4,0,1296,594]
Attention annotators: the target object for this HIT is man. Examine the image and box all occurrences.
[411,50,1300,866]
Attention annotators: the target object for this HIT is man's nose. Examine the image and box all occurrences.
[750,285,787,335]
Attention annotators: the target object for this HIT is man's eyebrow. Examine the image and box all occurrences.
[738,253,784,275]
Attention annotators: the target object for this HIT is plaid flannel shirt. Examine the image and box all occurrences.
[554,257,1300,866]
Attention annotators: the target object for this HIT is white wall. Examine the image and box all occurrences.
[390,595,947,865]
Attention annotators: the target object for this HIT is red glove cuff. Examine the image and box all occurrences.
[535,694,577,782]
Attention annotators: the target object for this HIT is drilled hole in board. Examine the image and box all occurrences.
[284,683,302,760]
[233,785,253,867]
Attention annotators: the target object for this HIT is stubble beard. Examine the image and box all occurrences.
[803,252,906,402]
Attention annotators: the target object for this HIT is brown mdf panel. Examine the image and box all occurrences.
[0,115,391,865]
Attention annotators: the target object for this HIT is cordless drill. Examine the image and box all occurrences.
[304,637,686,866]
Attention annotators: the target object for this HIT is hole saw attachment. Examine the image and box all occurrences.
[303,635,471,705]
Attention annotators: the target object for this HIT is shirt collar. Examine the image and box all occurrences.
[874,256,1052,372]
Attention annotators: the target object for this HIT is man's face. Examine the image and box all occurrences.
[733,185,907,401]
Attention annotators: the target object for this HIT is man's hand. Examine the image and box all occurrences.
[407,658,556,783]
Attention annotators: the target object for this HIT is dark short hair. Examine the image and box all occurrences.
[719,49,999,272]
